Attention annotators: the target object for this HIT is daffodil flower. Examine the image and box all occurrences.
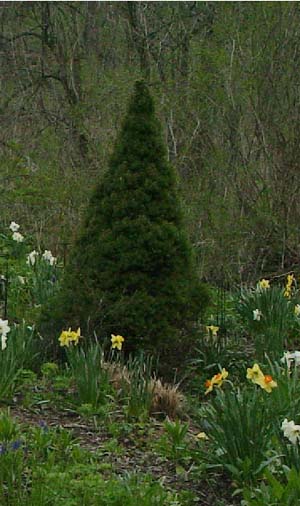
[246,363,277,393]
[206,325,219,336]
[196,432,209,441]
[111,334,125,351]
[295,304,300,317]
[204,368,228,395]
[42,250,57,266]
[281,351,300,370]
[0,319,10,352]
[1,334,7,351]
[9,221,20,232]
[258,279,270,290]
[253,309,262,321]
[12,232,24,243]
[281,418,300,445]
[27,250,39,266]
[262,375,277,393]
[247,363,264,382]
[59,328,81,347]
[0,319,10,337]
[284,274,295,298]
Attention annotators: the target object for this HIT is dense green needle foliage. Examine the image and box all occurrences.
[46,81,209,358]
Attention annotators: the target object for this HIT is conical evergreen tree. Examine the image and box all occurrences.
[46,81,209,356]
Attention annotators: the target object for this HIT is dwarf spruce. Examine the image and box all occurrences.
[44,81,209,361]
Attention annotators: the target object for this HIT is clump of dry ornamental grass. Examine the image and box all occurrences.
[104,361,185,419]
[149,377,185,419]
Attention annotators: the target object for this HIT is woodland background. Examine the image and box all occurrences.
[1,1,300,285]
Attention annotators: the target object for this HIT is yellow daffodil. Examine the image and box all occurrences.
[111,334,125,351]
[262,374,277,393]
[259,279,270,290]
[246,363,277,393]
[206,325,219,336]
[204,368,228,395]
[284,273,295,298]
[59,327,81,347]
[214,368,229,385]
[295,304,300,317]
[246,363,264,382]
[196,432,209,441]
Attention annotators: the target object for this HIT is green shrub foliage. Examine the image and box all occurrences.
[46,81,209,354]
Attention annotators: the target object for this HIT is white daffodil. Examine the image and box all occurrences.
[42,250,56,266]
[253,309,262,321]
[0,319,10,351]
[26,250,39,266]
[281,351,294,369]
[281,418,300,445]
[9,221,20,232]
[17,276,26,285]
[281,351,300,370]
[1,334,7,351]
[0,319,10,337]
[12,231,24,243]
[295,304,300,317]
[293,351,300,366]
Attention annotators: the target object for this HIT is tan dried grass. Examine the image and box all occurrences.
[149,377,185,419]
[104,361,185,419]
